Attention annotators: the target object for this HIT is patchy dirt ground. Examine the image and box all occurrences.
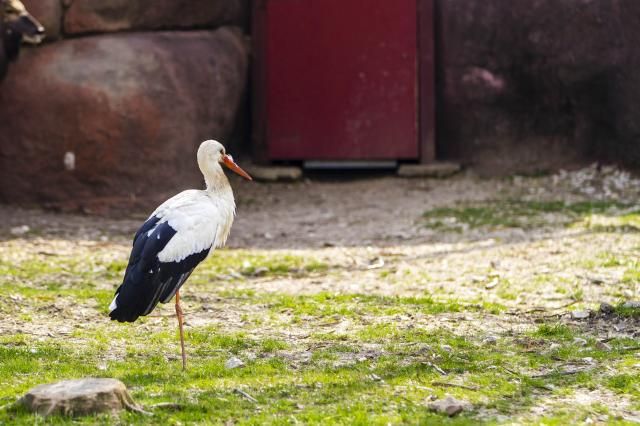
[3,164,640,247]
[1,165,639,424]
[2,165,639,307]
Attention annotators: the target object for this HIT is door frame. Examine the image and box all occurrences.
[251,0,436,164]
[418,0,436,163]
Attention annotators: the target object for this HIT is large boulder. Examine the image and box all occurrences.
[64,0,248,35]
[436,0,640,173]
[0,27,249,205]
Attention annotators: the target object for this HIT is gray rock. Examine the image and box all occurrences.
[225,356,244,369]
[484,279,499,289]
[428,396,467,417]
[482,335,498,346]
[369,373,382,381]
[9,225,30,235]
[573,337,588,347]
[547,343,561,351]
[585,275,605,285]
[596,341,612,352]
[19,378,145,417]
[600,303,615,314]
[570,310,591,320]
[397,162,461,178]
[250,266,269,277]
[622,301,640,309]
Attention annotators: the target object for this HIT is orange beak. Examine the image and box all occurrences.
[221,154,252,180]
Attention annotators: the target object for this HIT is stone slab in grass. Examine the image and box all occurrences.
[428,395,469,417]
[244,164,303,182]
[19,378,146,417]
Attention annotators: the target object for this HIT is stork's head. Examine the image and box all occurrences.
[4,0,45,44]
[197,140,252,181]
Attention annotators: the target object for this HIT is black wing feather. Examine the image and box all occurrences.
[109,217,210,323]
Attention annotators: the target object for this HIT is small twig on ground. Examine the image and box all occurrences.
[540,313,565,319]
[123,401,152,416]
[507,300,580,316]
[554,300,580,310]
[431,381,479,391]
[149,402,185,411]
[234,389,258,404]
[398,395,417,406]
[523,307,548,314]
[530,366,594,379]
[423,362,447,376]
[500,366,520,377]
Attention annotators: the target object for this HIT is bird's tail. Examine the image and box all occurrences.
[108,285,139,323]
[108,266,162,323]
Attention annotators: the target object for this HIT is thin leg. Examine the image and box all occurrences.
[175,290,186,370]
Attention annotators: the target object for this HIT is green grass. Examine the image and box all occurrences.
[533,323,576,340]
[2,200,640,423]
[612,303,640,318]
[262,293,475,319]
[2,280,639,426]
[580,209,640,233]
[422,200,635,231]
[0,249,329,289]
[2,312,638,425]
[198,250,329,278]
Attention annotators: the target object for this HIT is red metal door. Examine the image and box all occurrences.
[262,0,418,161]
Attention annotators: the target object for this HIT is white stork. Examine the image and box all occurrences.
[108,140,252,369]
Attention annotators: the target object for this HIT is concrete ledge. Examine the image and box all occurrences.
[397,162,462,178]
[243,164,303,182]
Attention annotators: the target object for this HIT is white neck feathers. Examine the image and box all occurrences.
[203,164,230,193]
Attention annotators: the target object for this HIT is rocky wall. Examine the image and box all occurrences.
[436,0,640,174]
[4,0,640,204]
[0,0,249,206]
